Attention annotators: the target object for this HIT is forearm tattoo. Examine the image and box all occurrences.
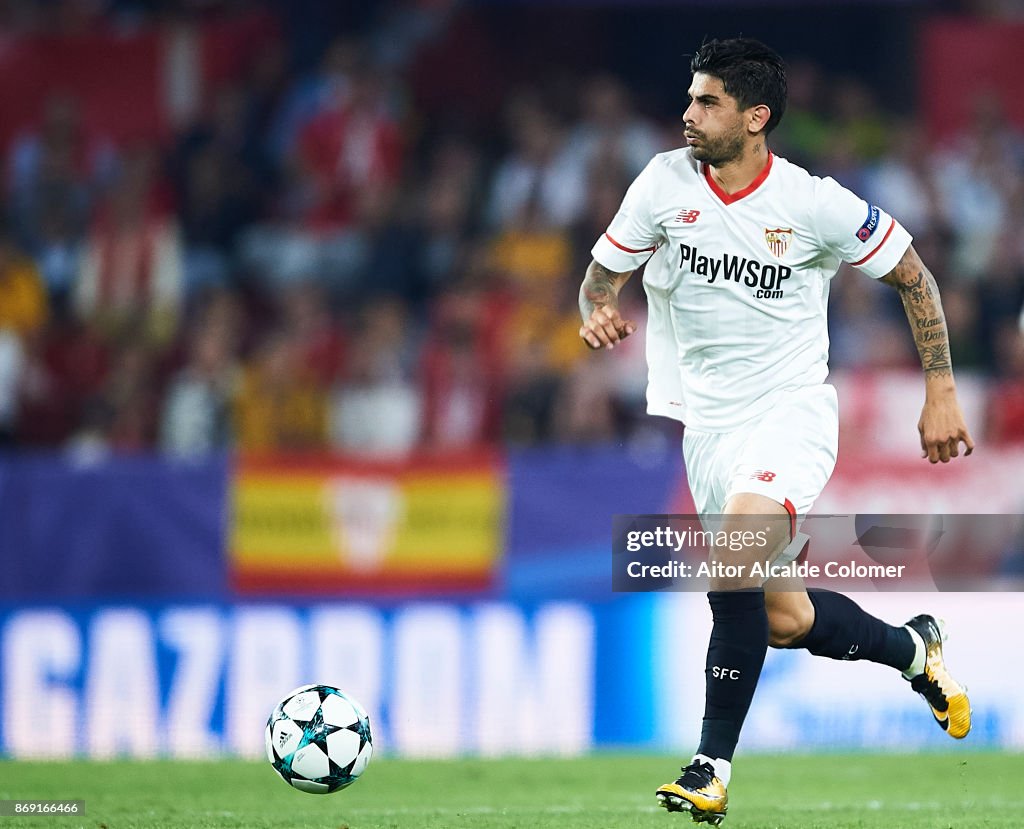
[882,255,952,379]
[579,262,620,320]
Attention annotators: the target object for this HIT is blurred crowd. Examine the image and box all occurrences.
[0,2,1023,458]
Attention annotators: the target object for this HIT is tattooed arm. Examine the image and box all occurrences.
[880,244,975,463]
[578,260,636,350]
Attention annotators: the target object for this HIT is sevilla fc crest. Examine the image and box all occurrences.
[764,227,793,258]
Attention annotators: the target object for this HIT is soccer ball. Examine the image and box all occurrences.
[265,684,373,794]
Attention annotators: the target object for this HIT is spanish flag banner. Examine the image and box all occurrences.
[230,452,506,594]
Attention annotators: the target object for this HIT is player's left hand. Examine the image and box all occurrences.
[917,394,975,464]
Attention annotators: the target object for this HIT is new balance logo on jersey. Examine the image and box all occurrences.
[678,242,791,298]
[674,208,701,223]
[750,470,776,482]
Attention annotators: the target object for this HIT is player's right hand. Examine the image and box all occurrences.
[579,306,636,350]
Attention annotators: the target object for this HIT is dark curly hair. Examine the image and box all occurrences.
[690,38,787,134]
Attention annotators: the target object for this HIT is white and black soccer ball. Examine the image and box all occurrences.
[265,684,373,794]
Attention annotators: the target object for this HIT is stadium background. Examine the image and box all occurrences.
[1,0,1023,763]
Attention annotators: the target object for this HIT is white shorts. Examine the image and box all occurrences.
[683,384,839,527]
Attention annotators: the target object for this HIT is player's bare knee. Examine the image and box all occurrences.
[707,546,771,591]
[767,602,814,647]
[710,574,765,591]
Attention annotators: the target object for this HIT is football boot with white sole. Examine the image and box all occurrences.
[905,614,971,739]
[656,760,728,825]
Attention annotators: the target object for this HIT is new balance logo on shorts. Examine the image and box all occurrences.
[750,470,776,482]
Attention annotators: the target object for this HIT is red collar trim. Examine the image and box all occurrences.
[702,152,773,205]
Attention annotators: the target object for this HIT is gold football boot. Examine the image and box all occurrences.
[906,614,971,739]
[656,760,728,825]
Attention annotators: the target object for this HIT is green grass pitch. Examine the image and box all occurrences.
[1,752,1022,828]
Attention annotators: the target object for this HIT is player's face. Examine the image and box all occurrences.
[683,73,748,166]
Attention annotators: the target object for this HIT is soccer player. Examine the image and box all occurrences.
[579,38,974,825]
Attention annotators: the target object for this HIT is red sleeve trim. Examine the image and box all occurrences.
[604,232,656,254]
[850,218,896,266]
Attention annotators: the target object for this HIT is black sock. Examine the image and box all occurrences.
[791,589,915,671]
[697,589,768,763]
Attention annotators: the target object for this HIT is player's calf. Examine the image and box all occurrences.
[784,589,916,669]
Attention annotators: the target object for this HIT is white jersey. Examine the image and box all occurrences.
[591,149,912,432]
